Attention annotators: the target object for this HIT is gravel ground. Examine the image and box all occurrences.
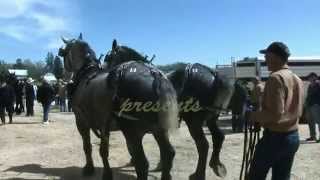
[0,103,319,180]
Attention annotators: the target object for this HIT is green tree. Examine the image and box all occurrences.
[157,62,188,73]
[23,59,46,80]
[53,56,64,79]
[0,60,10,82]
[12,58,25,69]
[45,52,55,73]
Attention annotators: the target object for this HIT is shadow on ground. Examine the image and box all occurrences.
[3,164,140,180]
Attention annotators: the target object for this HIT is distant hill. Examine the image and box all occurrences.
[157,62,188,73]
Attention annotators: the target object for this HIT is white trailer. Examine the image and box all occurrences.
[234,57,320,80]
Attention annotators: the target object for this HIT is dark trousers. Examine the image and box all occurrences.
[249,129,300,180]
[59,98,66,112]
[26,98,34,116]
[67,99,72,112]
[15,96,24,113]
[42,103,51,122]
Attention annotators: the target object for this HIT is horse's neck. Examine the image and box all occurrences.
[73,61,100,86]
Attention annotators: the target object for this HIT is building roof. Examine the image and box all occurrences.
[8,69,28,76]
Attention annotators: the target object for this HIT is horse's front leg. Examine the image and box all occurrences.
[100,132,113,180]
[185,115,209,180]
[207,116,227,178]
[75,119,95,176]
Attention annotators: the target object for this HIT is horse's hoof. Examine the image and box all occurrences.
[82,164,95,176]
[161,174,172,180]
[189,173,205,180]
[210,162,227,178]
[102,170,113,180]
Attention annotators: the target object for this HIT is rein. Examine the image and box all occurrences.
[239,104,261,180]
[72,62,100,94]
[204,105,229,113]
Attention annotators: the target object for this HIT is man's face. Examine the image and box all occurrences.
[265,52,281,72]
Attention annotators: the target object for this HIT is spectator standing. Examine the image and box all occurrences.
[25,77,35,116]
[58,79,67,112]
[305,72,320,142]
[66,80,74,112]
[37,79,55,125]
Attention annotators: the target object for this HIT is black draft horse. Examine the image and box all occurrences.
[59,34,179,180]
[0,73,16,124]
[105,40,235,180]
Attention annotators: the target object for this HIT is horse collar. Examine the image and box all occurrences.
[72,64,100,95]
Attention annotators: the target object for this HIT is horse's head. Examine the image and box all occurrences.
[104,39,152,69]
[58,33,97,73]
[6,73,18,86]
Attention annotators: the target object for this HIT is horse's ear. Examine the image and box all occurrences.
[98,54,104,61]
[112,39,117,51]
[61,36,69,44]
[78,33,83,40]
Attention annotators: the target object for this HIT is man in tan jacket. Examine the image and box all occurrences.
[248,42,304,180]
[251,77,264,111]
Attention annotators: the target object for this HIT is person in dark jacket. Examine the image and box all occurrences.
[25,78,35,116]
[14,80,25,114]
[305,72,320,142]
[66,80,74,112]
[37,79,55,125]
[0,81,15,124]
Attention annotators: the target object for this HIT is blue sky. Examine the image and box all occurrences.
[0,0,320,66]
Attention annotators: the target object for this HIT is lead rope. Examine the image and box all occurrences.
[240,104,261,180]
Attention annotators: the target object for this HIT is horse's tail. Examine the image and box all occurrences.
[155,72,179,133]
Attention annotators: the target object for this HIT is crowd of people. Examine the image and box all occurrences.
[0,77,73,125]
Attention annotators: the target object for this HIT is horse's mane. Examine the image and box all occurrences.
[166,64,188,93]
[119,46,149,63]
[76,40,99,66]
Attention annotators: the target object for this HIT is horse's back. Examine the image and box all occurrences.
[180,63,216,106]
[108,61,178,127]
[109,61,166,101]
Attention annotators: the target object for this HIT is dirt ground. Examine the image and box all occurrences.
[1,102,320,180]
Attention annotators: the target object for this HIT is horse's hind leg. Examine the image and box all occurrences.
[185,117,209,180]
[122,129,149,180]
[76,120,95,176]
[153,130,175,180]
[100,132,113,180]
[207,117,227,178]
